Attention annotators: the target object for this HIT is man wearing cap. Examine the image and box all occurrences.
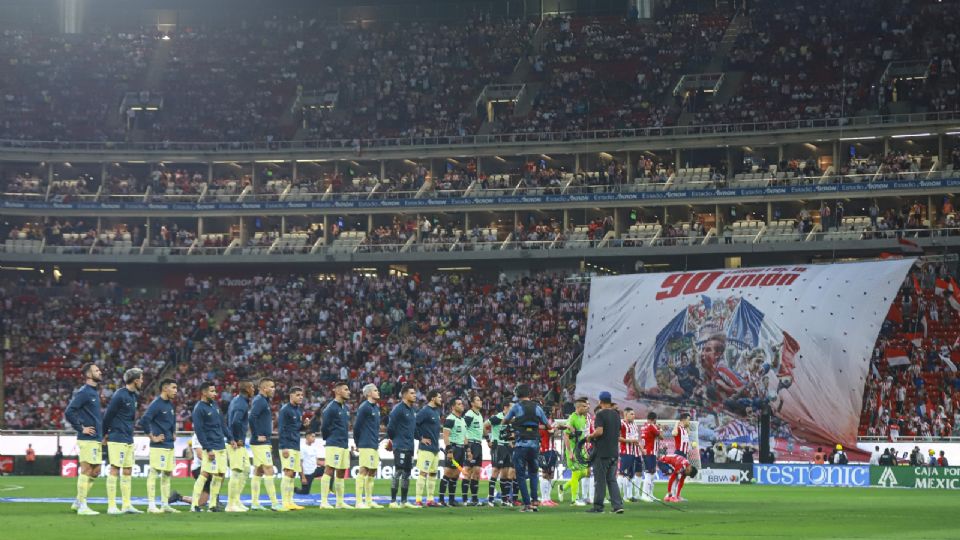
[584,391,624,514]
[726,442,743,463]
[830,444,848,465]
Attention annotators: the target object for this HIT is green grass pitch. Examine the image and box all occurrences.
[1,477,959,539]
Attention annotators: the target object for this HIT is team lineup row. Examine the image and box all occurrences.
[63,363,697,516]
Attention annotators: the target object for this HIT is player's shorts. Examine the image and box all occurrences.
[445,444,466,469]
[228,445,249,472]
[394,449,414,473]
[150,447,176,472]
[538,450,559,472]
[324,446,349,470]
[416,450,439,474]
[107,442,135,468]
[358,448,380,470]
[77,440,102,466]
[281,449,301,473]
[642,454,658,474]
[494,444,513,469]
[465,441,483,468]
[201,449,228,475]
[674,449,687,458]
[250,444,273,469]
[618,454,637,476]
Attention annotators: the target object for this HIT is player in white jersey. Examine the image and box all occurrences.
[618,408,641,501]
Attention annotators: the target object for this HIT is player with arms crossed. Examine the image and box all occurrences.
[140,378,179,513]
[462,393,485,505]
[661,453,698,502]
[190,382,227,512]
[353,383,382,509]
[438,397,468,507]
[485,401,515,506]
[225,380,254,512]
[386,384,418,508]
[248,378,280,510]
[639,411,662,502]
[65,363,104,515]
[618,407,641,502]
[320,381,352,509]
[278,387,307,511]
[414,389,443,506]
[672,413,692,457]
[102,368,144,514]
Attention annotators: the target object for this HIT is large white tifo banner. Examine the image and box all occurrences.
[577,260,915,452]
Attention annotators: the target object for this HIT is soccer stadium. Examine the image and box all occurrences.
[1,0,960,537]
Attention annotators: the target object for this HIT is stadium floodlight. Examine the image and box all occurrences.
[890,132,931,138]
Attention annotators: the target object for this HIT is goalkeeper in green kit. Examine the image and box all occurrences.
[559,397,590,506]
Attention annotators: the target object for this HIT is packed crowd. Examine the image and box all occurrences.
[1,271,587,429]
[860,261,960,440]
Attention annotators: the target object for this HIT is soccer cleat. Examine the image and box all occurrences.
[519,505,534,513]
[274,506,290,513]
[355,502,371,510]
[191,506,204,513]
[207,505,223,512]
[318,502,335,510]
[225,505,245,513]
[485,500,496,507]
[425,501,440,508]
[464,500,478,507]
[70,501,79,511]
[627,497,639,503]
[107,507,123,515]
[148,506,164,514]
[249,505,267,511]
[574,500,588,507]
[614,508,625,514]
[542,500,558,507]
[403,502,420,509]
[414,501,424,507]
[161,505,180,513]
[447,500,461,507]
[368,502,384,509]
[435,501,448,508]
[335,503,353,510]
[388,502,402,509]
[122,506,143,514]
[77,505,99,516]
[663,496,678,502]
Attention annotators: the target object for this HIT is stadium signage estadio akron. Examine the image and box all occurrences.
[576,260,915,454]
[871,466,960,490]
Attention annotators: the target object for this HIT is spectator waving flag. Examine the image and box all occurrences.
[936,278,950,296]
[885,347,910,367]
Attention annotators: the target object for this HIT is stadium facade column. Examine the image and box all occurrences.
[322,215,330,245]
[675,148,682,168]
[574,154,581,173]
[514,211,521,234]
[939,135,946,166]
[380,160,386,182]
[725,147,734,176]
[415,214,421,242]
[145,218,151,243]
[928,196,935,226]
[100,162,107,187]
[239,217,251,246]
[281,216,287,237]
[614,208,623,237]
[197,217,204,238]
[883,137,891,155]
[766,202,772,225]
[367,215,373,235]
[476,157,482,176]
[291,160,298,183]
[251,162,258,192]
[777,145,784,164]
[207,162,213,184]
[626,152,634,182]
[48,161,54,185]
[715,204,722,235]
[563,209,570,231]
[832,141,840,174]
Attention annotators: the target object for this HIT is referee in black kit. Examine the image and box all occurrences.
[585,391,624,514]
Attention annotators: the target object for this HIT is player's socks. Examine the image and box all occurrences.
[426,474,436,501]
[366,476,376,506]
[209,476,223,508]
[438,477,448,499]
[360,475,369,503]
[415,475,425,502]
[147,469,158,507]
[470,479,479,502]
[504,479,513,502]
[77,473,89,505]
[225,475,238,508]
[190,475,205,509]
[263,476,279,506]
[489,478,497,500]
[334,478,345,506]
[400,476,410,503]
[106,474,118,509]
[319,474,332,507]
[120,475,133,508]
[160,474,172,505]
[461,479,469,502]
[251,475,261,506]
[280,476,291,507]
[389,475,398,502]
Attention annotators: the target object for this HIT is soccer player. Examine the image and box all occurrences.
[504,384,552,513]
[278,387,307,511]
[414,389,442,506]
[190,382,227,512]
[353,383,382,509]
[140,378,179,513]
[559,397,589,507]
[462,393,484,505]
[295,432,322,495]
[639,411,663,502]
[618,407,641,502]
[485,401,515,506]
[538,426,559,506]
[225,380,253,512]
[386,384,418,508]
[438,397,467,507]
[65,363,104,515]
[661,453,698,502]
[102,367,144,514]
[673,412,691,457]
[248,378,280,510]
[320,381,352,509]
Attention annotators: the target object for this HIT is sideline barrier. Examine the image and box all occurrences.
[871,466,960,490]
[753,464,871,487]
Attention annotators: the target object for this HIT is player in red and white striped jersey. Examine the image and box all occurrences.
[672,412,692,457]
[617,408,641,501]
[639,411,662,502]
[660,453,698,502]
